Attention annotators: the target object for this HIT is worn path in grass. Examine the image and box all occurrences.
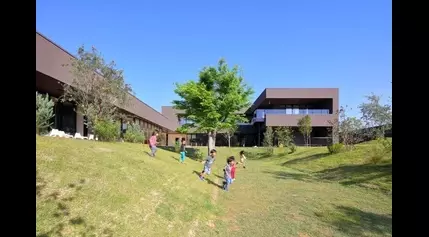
[36,137,391,237]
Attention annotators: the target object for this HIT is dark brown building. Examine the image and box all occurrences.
[162,88,339,146]
[36,32,177,143]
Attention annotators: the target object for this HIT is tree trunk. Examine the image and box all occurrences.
[207,130,216,155]
[228,133,231,148]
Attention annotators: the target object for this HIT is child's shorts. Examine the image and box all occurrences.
[203,166,211,174]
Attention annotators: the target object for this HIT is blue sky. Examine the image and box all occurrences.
[36,0,391,117]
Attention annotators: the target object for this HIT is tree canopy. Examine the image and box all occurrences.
[172,59,254,153]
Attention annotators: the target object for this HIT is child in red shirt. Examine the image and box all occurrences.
[231,161,237,183]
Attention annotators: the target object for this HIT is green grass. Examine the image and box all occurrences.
[37,136,392,237]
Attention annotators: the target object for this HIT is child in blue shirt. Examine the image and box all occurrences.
[199,149,217,181]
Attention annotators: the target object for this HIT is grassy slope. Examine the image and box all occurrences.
[36,136,392,237]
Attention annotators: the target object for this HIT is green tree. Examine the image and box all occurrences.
[328,106,363,149]
[297,115,312,146]
[172,59,254,154]
[275,126,294,147]
[263,126,274,147]
[123,122,146,143]
[221,123,238,148]
[61,46,133,131]
[358,94,392,138]
[36,92,55,134]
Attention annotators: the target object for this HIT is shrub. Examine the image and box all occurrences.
[94,120,120,142]
[327,143,343,154]
[36,92,55,134]
[174,142,180,153]
[264,147,274,156]
[123,123,145,143]
[366,138,392,164]
[278,143,286,155]
[193,150,204,161]
[289,143,297,154]
[244,150,259,159]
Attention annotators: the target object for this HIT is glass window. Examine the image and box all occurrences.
[292,105,299,115]
[286,105,292,115]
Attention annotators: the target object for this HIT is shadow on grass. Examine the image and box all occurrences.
[263,170,315,182]
[318,205,392,236]
[206,178,224,189]
[159,146,201,161]
[315,163,392,191]
[36,173,113,237]
[281,153,330,166]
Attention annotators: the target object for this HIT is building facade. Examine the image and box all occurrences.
[162,88,339,146]
[37,31,339,147]
[36,32,177,143]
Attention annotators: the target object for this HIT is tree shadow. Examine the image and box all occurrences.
[36,176,107,237]
[318,205,392,236]
[315,163,392,191]
[281,153,330,166]
[159,146,202,160]
[263,170,315,182]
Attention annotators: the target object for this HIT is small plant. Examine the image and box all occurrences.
[123,123,145,143]
[36,92,55,134]
[278,143,286,154]
[94,120,120,142]
[264,147,274,157]
[174,139,180,153]
[327,143,343,154]
[367,145,385,164]
[289,143,297,154]
[193,150,204,161]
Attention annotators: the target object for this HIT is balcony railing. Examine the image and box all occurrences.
[254,108,330,118]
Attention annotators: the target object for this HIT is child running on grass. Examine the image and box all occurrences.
[231,160,237,183]
[199,149,217,181]
[223,156,235,191]
[239,150,247,168]
[179,138,187,163]
[149,131,159,157]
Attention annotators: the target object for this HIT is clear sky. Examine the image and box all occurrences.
[36,0,391,117]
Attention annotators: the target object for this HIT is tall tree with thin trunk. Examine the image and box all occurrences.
[61,46,133,131]
[297,115,312,146]
[359,93,392,139]
[222,123,238,148]
[263,126,274,147]
[173,59,254,155]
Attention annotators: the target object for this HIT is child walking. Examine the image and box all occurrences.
[231,160,237,183]
[199,149,217,181]
[223,156,235,191]
[149,131,159,157]
[179,138,187,163]
[239,150,247,168]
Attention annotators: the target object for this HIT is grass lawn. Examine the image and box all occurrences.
[36,136,392,237]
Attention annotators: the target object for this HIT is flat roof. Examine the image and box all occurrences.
[36,31,178,132]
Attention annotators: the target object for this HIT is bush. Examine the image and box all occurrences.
[174,142,180,153]
[36,92,55,134]
[289,143,297,154]
[264,147,274,156]
[123,123,145,143]
[366,138,392,164]
[243,150,259,159]
[327,143,343,154]
[193,150,204,161]
[94,120,120,142]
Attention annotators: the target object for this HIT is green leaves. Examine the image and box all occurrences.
[173,58,254,134]
[297,115,312,146]
[62,46,132,129]
[36,92,55,133]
